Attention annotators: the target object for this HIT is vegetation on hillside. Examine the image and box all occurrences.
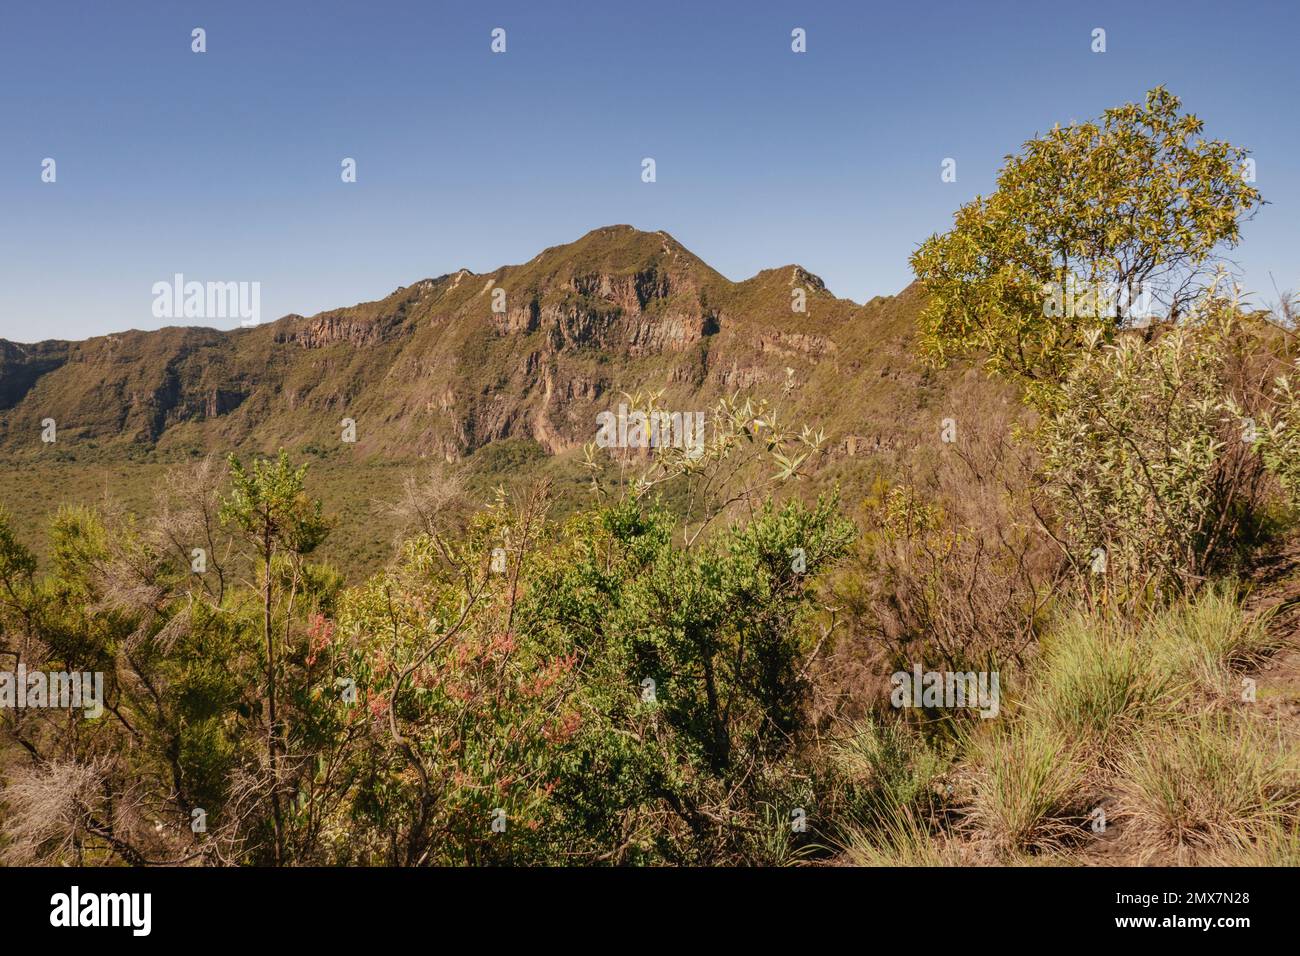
[2,88,1298,866]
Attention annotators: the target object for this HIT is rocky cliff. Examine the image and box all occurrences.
[0,225,935,464]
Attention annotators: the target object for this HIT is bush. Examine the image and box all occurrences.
[1036,318,1267,597]
[841,418,1059,674]
[1257,362,1300,509]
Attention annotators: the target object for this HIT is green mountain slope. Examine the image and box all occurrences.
[0,225,932,460]
[0,225,1011,575]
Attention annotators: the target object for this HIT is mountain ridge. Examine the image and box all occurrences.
[0,226,864,347]
[0,225,929,465]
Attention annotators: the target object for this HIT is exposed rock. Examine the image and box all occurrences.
[754,330,836,359]
[0,225,910,463]
[278,312,401,349]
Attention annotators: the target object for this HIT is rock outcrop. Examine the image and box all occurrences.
[0,226,924,463]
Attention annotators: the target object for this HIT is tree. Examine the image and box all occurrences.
[220,450,331,863]
[911,87,1262,394]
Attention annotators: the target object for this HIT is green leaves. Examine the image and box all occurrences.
[912,87,1261,395]
[221,450,332,556]
[0,508,36,583]
[1036,319,1250,593]
[1256,367,1300,505]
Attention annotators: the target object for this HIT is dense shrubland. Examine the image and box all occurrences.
[3,88,1299,865]
[0,395,857,865]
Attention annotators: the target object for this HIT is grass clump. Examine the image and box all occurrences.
[964,721,1088,857]
[840,804,965,867]
[1118,713,1300,861]
[1024,613,1180,773]
[826,715,963,865]
[1145,582,1279,698]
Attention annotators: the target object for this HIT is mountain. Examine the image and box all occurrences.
[0,225,947,465]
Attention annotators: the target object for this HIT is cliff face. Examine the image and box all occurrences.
[0,225,931,462]
[0,341,70,411]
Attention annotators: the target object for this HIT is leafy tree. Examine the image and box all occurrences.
[911,87,1261,394]
[220,451,332,863]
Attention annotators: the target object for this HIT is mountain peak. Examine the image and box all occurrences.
[502,225,721,292]
[541,223,691,258]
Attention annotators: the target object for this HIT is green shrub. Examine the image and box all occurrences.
[1035,319,1264,595]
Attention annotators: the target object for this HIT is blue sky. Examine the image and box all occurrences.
[1,0,1297,341]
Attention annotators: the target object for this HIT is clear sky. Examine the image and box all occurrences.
[1,0,1297,341]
